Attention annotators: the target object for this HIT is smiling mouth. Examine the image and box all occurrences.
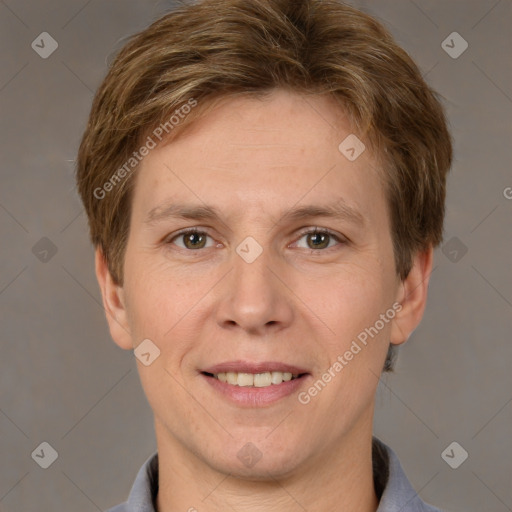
[201,371,307,388]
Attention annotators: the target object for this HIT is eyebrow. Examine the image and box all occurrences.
[143,199,365,227]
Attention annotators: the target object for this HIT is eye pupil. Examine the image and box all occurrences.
[184,232,206,249]
[308,232,329,249]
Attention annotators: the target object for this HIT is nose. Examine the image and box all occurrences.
[215,243,294,336]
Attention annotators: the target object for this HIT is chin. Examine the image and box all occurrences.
[205,440,307,481]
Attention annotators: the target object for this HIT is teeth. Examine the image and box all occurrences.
[213,371,299,387]
[254,372,272,387]
[237,373,254,386]
[226,372,238,385]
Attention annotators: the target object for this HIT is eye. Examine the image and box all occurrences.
[292,228,346,251]
[165,227,346,252]
[167,228,216,250]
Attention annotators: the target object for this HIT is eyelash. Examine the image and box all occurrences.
[164,227,347,254]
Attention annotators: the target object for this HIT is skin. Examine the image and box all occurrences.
[96,89,433,512]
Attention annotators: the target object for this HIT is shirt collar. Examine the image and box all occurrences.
[124,437,440,512]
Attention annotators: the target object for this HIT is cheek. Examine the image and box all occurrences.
[122,253,211,350]
[307,271,394,403]
[303,262,395,346]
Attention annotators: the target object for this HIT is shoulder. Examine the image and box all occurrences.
[104,451,159,512]
[373,437,443,512]
[105,504,128,512]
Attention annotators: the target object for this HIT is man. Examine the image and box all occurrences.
[76,0,452,510]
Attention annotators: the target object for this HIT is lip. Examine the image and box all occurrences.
[201,373,310,407]
[202,360,310,375]
[200,360,311,408]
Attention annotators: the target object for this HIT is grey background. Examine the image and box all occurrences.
[0,0,511,511]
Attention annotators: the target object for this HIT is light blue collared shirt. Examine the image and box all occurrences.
[107,437,442,511]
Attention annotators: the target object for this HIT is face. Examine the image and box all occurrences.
[97,89,431,479]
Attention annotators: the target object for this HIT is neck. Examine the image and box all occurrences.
[155,412,378,512]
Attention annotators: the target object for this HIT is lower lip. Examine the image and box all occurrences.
[201,373,310,407]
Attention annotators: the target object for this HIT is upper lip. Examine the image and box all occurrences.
[202,360,310,375]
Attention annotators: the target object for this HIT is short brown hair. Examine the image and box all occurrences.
[76,0,452,371]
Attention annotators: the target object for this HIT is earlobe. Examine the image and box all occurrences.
[390,246,434,346]
[94,248,133,350]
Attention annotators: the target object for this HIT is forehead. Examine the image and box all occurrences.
[131,89,387,227]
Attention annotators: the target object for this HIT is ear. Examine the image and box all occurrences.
[94,247,133,350]
[390,246,434,346]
